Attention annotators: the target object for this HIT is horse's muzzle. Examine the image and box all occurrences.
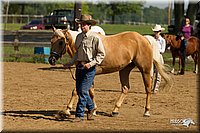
[48,56,56,65]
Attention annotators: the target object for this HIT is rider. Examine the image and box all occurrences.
[152,24,166,94]
[181,17,193,39]
[63,14,105,122]
[176,32,187,75]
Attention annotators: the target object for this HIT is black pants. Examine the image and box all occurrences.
[180,50,186,73]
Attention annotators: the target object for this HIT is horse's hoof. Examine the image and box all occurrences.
[55,110,68,120]
[193,71,197,74]
[110,112,119,117]
[65,110,71,116]
[93,110,97,116]
[143,112,150,117]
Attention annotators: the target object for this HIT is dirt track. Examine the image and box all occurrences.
[3,62,199,132]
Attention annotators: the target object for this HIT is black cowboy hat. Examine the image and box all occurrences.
[75,14,97,26]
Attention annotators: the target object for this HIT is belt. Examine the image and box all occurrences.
[77,61,89,65]
[76,61,89,70]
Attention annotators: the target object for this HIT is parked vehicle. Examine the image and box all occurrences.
[43,9,75,30]
[21,19,45,30]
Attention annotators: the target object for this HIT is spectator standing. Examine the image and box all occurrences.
[152,24,166,94]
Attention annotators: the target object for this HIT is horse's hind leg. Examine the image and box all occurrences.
[141,71,152,117]
[192,53,198,73]
[111,63,135,116]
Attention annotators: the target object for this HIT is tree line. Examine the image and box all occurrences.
[2,1,198,26]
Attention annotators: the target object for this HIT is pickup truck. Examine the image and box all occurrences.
[43,9,75,30]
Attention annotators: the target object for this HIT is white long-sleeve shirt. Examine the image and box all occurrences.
[155,36,166,54]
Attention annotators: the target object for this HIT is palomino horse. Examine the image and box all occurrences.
[48,27,172,118]
[163,34,199,74]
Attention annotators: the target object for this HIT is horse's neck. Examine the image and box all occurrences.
[171,36,181,48]
[67,30,79,58]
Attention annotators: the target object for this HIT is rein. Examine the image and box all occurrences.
[68,67,76,81]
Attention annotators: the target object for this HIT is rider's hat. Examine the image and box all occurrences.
[152,24,165,32]
[75,14,97,25]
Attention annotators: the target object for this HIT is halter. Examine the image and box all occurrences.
[50,32,71,59]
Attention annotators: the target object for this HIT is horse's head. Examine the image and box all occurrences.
[48,26,74,65]
[163,34,181,49]
[163,34,172,45]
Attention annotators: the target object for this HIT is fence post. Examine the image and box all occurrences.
[13,31,19,52]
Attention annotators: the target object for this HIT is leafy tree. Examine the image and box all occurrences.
[2,2,88,15]
[89,2,144,24]
[88,2,112,24]
[108,2,143,24]
[186,2,197,25]
[143,6,168,24]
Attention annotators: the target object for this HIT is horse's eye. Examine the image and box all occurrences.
[59,41,63,46]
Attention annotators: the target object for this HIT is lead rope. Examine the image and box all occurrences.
[60,50,76,82]
[68,67,76,81]
[59,55,76,81]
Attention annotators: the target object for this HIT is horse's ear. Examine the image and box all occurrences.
[52,24,56,32]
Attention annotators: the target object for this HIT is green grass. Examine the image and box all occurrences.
[1,23,168,35]
[3,46,49,63]
[2,23,195,72]
[1,23,25,30]
[163,50,195,72]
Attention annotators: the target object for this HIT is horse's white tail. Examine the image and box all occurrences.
[144,35,173,90]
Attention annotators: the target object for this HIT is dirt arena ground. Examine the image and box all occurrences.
[2,62,199,132]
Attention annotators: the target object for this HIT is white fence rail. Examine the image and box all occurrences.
[1,14,44,24]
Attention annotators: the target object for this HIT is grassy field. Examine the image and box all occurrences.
[2,23,195,71]
[1,23,168,34]
[1,23,25,30]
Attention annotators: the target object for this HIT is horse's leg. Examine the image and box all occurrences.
[55,88,77,120]
[192,53,198,73]
[111,63,135,116]
[141,70,152,117]
[171,54,176,73]
[62,84,96,118]
[179,55,183,73]
[65,86,97,116]
[137,56,152,116]
[64,88,77,116]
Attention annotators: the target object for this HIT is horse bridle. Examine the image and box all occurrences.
[50,35,69,59]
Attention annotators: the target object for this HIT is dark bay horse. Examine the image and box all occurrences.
[163,34,199,74]
[48,27,172,119]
